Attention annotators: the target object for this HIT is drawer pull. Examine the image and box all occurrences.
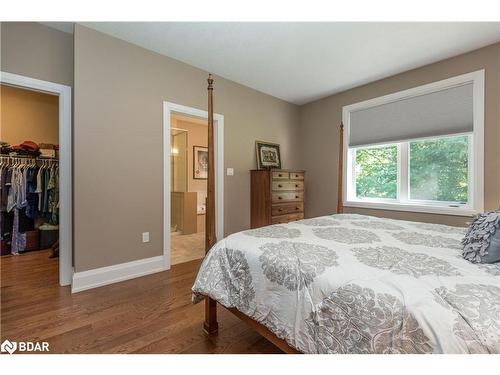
[295,184,299,188]
[295,195,299,199]
[278,174,282,177]
[278,184,283,188]
[278,196,282,200]
[296,207,300,210]
[278,208,283,212]
[295,174,299,177]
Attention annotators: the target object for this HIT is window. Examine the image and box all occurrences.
[343,70,484,216]
[350,134,471,209]
[409,135,469,203]
[354,144,397,200]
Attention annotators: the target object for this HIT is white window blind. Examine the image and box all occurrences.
[349,83,473,147]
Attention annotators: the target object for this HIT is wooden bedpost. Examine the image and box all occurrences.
[204,74,219,335]
[337,123,344,214]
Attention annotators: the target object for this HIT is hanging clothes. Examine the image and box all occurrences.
[48,166,59,224]
[0,156,59,255]
[11,209,26,254]
[25,166,39,219]
[35,166,42,211]
[4,163,29,254]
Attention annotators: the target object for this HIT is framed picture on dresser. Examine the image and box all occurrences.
[255,140,282,169]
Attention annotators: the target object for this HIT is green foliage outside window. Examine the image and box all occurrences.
[354,136,469,204]
[355,145,398,199]
[409,136,468,203]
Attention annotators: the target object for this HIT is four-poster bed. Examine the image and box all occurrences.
[203,74,219,336]
[202,74,301,352]
[196,74,500,354]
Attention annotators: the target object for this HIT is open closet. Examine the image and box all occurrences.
[1,84,60,279]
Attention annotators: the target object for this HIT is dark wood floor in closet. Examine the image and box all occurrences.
[0,251,281,354]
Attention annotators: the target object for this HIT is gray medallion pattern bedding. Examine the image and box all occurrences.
[479,263,500,276]
[312,226,381,244]
[304,283,434,354]
[296,218,340,226]
[351,246,462,277]
[259,241,338,291]
[244,225,301,238]
[434,284,500,353]
[390,231,462,249]
[410,222,467,235]
[351,220,404,230]
[192,214,500,354]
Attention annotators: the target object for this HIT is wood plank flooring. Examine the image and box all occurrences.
[171,231,205,265]
[0,250,281,354]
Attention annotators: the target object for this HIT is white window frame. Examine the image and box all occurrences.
[342,70,484,216]
[348,133,473,211]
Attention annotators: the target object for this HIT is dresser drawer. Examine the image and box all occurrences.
[272,202,304,216]
[251,169,306,229]
[290,172,305,180]
[272,180,304,191]
[272,191,304,203]
[272,171,289,180]
[272,213,304,224]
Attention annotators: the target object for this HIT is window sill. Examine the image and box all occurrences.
[343,200,477,217]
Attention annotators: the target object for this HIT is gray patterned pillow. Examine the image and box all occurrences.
[462,210,500,264]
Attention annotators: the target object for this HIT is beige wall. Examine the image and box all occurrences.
[1,84,59,145]
[1,22,74,86]
[74,25,301,271]
[299,42,500,226]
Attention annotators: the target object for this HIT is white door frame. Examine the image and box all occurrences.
[0,71,72,286]
[163,102,224,269]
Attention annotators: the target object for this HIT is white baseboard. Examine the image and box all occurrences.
[72,255,168,293]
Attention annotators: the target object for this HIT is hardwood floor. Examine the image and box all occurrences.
[171,231,206,265]
[0,250,281,354]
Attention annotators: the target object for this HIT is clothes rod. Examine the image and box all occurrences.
[0,155,59,162]
[0,154,58,159]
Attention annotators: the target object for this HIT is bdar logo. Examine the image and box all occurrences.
[1,339,17,354]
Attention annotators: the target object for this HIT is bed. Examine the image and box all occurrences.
[193,213,500,353]
[195,75,500,354]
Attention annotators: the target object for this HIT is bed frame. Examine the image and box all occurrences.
[202,75,344,353]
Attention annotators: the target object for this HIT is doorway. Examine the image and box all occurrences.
[0,72,72,286]
[170,118,206,265]
[163,102,224,269]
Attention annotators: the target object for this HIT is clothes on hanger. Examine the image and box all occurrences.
[0,156,59,255]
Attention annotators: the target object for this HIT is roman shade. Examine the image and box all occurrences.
[348,83,473,147]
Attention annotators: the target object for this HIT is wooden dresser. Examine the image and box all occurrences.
[250,169,305,228]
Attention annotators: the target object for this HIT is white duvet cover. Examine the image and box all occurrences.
[192,214,500,353]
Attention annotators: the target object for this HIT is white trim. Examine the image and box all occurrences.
[0,71,73,286]
[163,102,225,269]
[398,143,407,204]
[71,256,167,293]
[471,71,485,213]
[343,201,478,216]
[342,69,485,217]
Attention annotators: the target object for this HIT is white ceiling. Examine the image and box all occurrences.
[43,22,500,105]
